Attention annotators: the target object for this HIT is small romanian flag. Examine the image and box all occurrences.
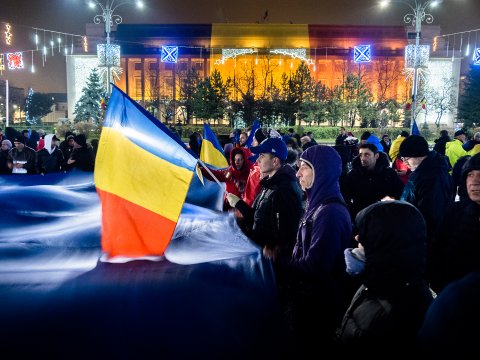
[406,95,413,111]
[94,85,198,259]
[421,96,427,110]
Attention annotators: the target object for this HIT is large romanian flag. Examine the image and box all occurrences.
[200,123,228,169]
[94,86,198,259]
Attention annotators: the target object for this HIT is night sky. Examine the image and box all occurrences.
[1,0,479,93]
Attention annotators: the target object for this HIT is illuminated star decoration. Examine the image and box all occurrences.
[354,45,371,63]
[161,46,178,63]
[7,52,24,70]
[474,48,480,66]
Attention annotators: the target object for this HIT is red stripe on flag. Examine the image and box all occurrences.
[97,189,177,258]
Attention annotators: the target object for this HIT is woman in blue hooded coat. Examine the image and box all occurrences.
[279,145,354,354]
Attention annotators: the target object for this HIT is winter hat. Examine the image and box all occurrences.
[461,153,480,183]
[73,134,87,147]
[454,129,466,137]
[254,127,281,144]
[399,135,430,158]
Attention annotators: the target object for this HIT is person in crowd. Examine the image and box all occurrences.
[90,138,99,161]
[242,127,282,206]
[305,131,317,145]
[463,131,480,155]
[238,131,248,148]
[399,135,454,262]
[336,201,433,354]
[223,132,235,165]
[188,132,202,156]
[7,136,37,174]
[201,146,253,211]
[36,129,46,151]
[433,129,450,156]
[359,131,384,152]
[285,148,299,171]
[380,134,392,160]
[341,143,404,220]
[59,132,75,169]
[66,134,95,172]
[274,145,353,354]
[287,127,301,146]
[335,127,348,146]
[0,139,12,174]
[417,271,480,356]
[388,130,408,160]
[392,155,412,185]
[226,137,303,286]
[36,134,64,174]
[428,153,480,293]
[300,135,314,151]
[445,129,467,170]
[451,154,471,201]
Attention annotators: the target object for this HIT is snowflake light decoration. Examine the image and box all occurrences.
[161,46,178,63]
[354,45,371,63]
[7,52,24,70]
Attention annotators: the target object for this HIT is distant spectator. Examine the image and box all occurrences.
[0,139,12,174]
[306,131,317,145]
[359,131,384,152]
[59,132,75,168]
[463,131,480,155]
[7,136,36,174]
[389,131,409,162]
[300,135,314,151]
[188,132,202,156]
[67,134,94,172]
[433,130,450,156]
[380,134,392,160]
[36,134,64,174]
[445,129,467,170]
[335,127,348,146]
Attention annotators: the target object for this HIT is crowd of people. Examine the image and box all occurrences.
[199,125,480,355]
[0,128,95,175]
[2,124,480,354]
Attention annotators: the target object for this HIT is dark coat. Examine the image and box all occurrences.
[400,151,454,245]
[433,135,451,155]
[285,145,354,351]
[235,164,303,257]
[336,201,433,354]
[341,151,404,219]
[36,147,64,174]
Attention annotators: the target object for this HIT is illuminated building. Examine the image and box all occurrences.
[66,23,460,127]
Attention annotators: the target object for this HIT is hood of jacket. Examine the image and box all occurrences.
[355,200,427,288]
[299,145,343,216]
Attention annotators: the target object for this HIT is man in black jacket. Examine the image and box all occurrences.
[226,137,303,265]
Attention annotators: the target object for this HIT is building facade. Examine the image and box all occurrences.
[66,23,460,127]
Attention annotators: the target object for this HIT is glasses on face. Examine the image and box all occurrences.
[401,157,411,162]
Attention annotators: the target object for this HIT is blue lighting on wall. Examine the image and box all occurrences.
[354,45,371,63]
[161,46,178,63]
[474,48,480,66]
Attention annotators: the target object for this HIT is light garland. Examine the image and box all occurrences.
[215,48,256,65]
[405,44,430,68]
[269,48,313,65]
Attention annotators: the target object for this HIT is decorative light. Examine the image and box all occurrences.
[7,52,24,70]
[4,23,12,45]
[215,48,255,65]
[354,45,372,63]
[0,55,5,73]
[474,48,480,66]
[83,36,88,52]
[161,46,179,63]
[270,48,313,65]
[97,44,121,67]
[405,44,429,68]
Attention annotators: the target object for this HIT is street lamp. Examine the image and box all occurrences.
[88,0,144,95]
[380,0,441,133]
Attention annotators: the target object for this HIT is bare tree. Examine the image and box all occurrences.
[425,76,457,128]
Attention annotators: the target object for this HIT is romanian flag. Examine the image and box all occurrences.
[405,95,413,111]
[94,85,198,259]
[421,96,427,110]
[200,123,228,169]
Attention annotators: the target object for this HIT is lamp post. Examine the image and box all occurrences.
[380,0,440,133]
[88,0,144,95]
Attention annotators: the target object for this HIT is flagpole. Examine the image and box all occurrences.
[197,158,226,191]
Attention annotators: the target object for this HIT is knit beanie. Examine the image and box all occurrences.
[399,135,429,158]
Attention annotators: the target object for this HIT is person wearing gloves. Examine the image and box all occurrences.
[225,137,303,285]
